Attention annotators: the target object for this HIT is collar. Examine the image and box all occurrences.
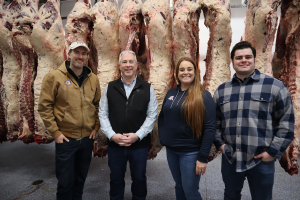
[176,84,188,92]
[232,69,260,84]
[121,75,137,86]
[66,61,88,80]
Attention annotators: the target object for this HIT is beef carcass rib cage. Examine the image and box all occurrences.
[119,0,148,81]
[0,0,25,141]
[65,0,97,74]
[242,0,281,75]
[201,0,232,95]
[172,0,201,68]
[10,0,39,144]
[201,0,232,161]
[272,0,300,176]
[0,0,8,143]
[31,0,66,144]
[91,0,120,157]
[142,0,173,159]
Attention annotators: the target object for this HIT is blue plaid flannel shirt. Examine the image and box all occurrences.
[99,76,158,140]
[213,69,294,172]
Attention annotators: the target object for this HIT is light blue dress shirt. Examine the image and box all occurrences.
[99,76,158,140]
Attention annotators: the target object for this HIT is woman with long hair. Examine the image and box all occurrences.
[158,57,216,200]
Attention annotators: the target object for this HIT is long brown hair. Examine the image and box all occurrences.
[175,57,205,139]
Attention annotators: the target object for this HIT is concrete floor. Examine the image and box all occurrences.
[0,141,300,200]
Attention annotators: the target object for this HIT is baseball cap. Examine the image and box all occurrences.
[69,41,89,51]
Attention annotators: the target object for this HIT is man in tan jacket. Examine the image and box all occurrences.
[38,41,101,200]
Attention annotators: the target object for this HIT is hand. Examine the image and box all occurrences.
[219,144,225,154]
[122,133,139,144]
[55,134,69,143]
[196,161,207,176]
[254,152,274,162]
[111,134,131,146]
[89,130,98,139]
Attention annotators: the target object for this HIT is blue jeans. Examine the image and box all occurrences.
[166,148,202,200]
[107,145,148,200]
[221,154,275,200]
[55,137,94,200]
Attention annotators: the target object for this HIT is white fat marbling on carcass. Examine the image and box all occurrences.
[172,0,201,67]
[0,0,25,141]
[273,0,300,176]
[201,0,232,95]
[119,0,148,80]
[30,0,66,144]
[91,0,120,157]
[11,0,39,144]
[142,0,174,159]
[242,0,281,75]
[0,0,8,142]
[91,0,120,92]
[201,0,232,162]
[65,0,97,73]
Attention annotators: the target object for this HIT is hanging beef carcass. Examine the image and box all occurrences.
[201,0,232,94]
[9,0,39,143]
[0,48,7,143]
[272,0,300,176]
[142,0,173,159]
[242,0,281,75]
[119,0,148,80]
[91,0,120,92]
[65,0,97,74]
[201,0,232,161]
[90,0,120,157]
[172,0,201,68]
[0,0,8,143]
[30,0,67,144]
[0,49,7,143]
[0,0,25,142]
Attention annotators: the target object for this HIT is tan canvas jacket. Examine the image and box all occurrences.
[38,61,101,139]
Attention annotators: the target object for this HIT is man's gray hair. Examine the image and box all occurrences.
[119,50,137,64]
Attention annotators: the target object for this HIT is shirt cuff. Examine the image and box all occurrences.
[197,155,208,163]
[93,124,100,132]
[267,148,281,159]
[213,139,225,150]
[51,130,62,139]
[107,130,116,140]
[135,130,145,140]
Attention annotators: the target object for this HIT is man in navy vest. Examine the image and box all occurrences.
[99,50,158,200]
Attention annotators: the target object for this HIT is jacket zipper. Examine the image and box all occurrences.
[79,75,90,138]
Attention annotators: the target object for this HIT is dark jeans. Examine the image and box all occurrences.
[107,145,148,200]
[55,137,94,200]
[221,154,275,200]
[166,148,202,200]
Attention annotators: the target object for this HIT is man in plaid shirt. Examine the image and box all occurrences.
[213,41,294,200]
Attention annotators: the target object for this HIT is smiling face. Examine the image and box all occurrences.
[177,60,195,89]
[232,48,256,80]
[119,52,138,80]
[68,46,88,69]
